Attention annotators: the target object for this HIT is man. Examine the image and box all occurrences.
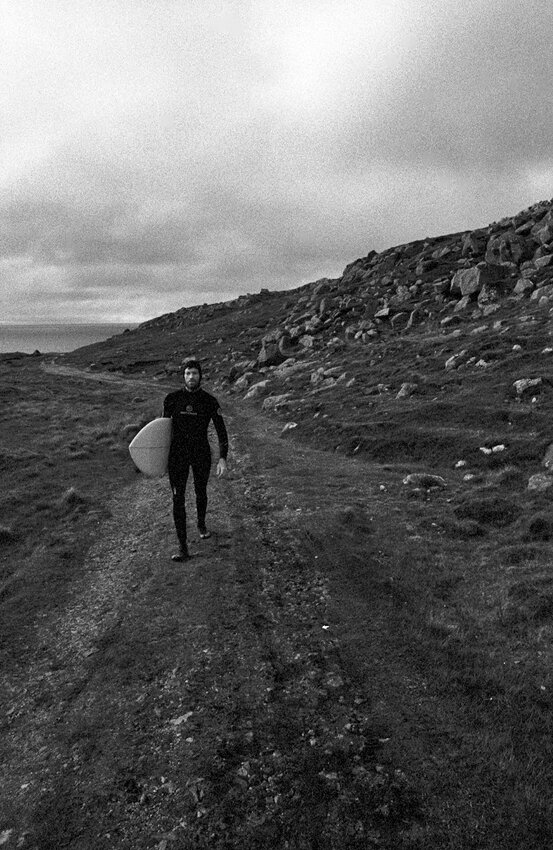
[162,359,228,561]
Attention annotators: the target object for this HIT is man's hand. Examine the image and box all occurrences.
[216,458,228,478]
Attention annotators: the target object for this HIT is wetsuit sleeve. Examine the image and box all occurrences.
[211,398,229,460]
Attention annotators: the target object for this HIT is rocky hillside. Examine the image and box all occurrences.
[63,196,553,375]
[62,197,553,474]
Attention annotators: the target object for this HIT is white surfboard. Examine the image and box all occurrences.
[129,418,172,476]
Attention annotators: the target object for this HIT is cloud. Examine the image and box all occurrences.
[2,0,553,322]
[331,0,553,174]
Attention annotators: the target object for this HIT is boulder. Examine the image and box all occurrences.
[235,372,253,391]
[262,394,293,411]
[278,333,297,358]
[515,221,534,236]
[396,383,418,399]
[514,279,535,295]
[461,231,487,257]
[262,329,283,345]
[388,284,412,307]
[535,254,553,269]
[451,264,503,297]
[454,294,472,312]
[530,284,553,301]
[513,378,542,397]
[445,350,468,370]
[484,231,528,266]
[477,277,510,305]
[257,341,286,368]
[528,473,553,493]
[244,381,270,400]
[403,473,446,490]
[532,215,553,245]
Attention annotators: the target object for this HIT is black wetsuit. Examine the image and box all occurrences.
[163,387,228,546]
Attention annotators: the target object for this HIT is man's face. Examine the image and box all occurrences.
[184,367,200,389]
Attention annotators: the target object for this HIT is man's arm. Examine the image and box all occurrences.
[211,400,229,477]
[211,402,229,460]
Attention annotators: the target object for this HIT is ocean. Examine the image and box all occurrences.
[0,324,138,355]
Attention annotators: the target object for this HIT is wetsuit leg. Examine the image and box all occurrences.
[191,451,212,529]
[169,461,190,547]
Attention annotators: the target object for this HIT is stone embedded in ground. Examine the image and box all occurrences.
[445,350,468,370]
[451,264,503,297]
[262,393,293,411]
[527,473,553,492]
[244,381,270,400]
[234,372,253,391]
[542,444,553,469]
[396,383,418,399]
[402,473,447,490]
[513,377,543,397]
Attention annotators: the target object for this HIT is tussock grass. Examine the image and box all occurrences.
[0,524,18,544]
[0,361,143,664]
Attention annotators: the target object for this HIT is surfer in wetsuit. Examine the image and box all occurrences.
[162,359,228,561]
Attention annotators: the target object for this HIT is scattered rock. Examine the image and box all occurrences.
[527,473,553,492]
[234,372,253,391]
[257,341,286,368]
[445,350,469,370]
[403,473,447,490]
[396,383,418,399]
[262,394,293,411]
[450,264,503,297]
[513,378,543,397]
[542,443,553,469]
[244,381,270,400]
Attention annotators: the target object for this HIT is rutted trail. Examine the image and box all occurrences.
[2,375,418,848]
[2,364,519,849]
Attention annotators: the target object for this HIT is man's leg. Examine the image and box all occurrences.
[169,463,190,558]
[191,452,212,535]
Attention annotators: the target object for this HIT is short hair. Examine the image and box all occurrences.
[183,359,202,379]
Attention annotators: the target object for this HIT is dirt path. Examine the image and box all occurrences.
[1,367,504,849]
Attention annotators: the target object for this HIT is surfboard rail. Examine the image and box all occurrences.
[129,417,172,476]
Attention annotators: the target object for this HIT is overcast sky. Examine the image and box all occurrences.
[2,0,553,323]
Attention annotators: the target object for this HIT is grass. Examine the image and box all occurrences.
[5,272,553,845]
[0,361,154,667]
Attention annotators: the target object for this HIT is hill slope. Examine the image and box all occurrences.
[62,196,553,474]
